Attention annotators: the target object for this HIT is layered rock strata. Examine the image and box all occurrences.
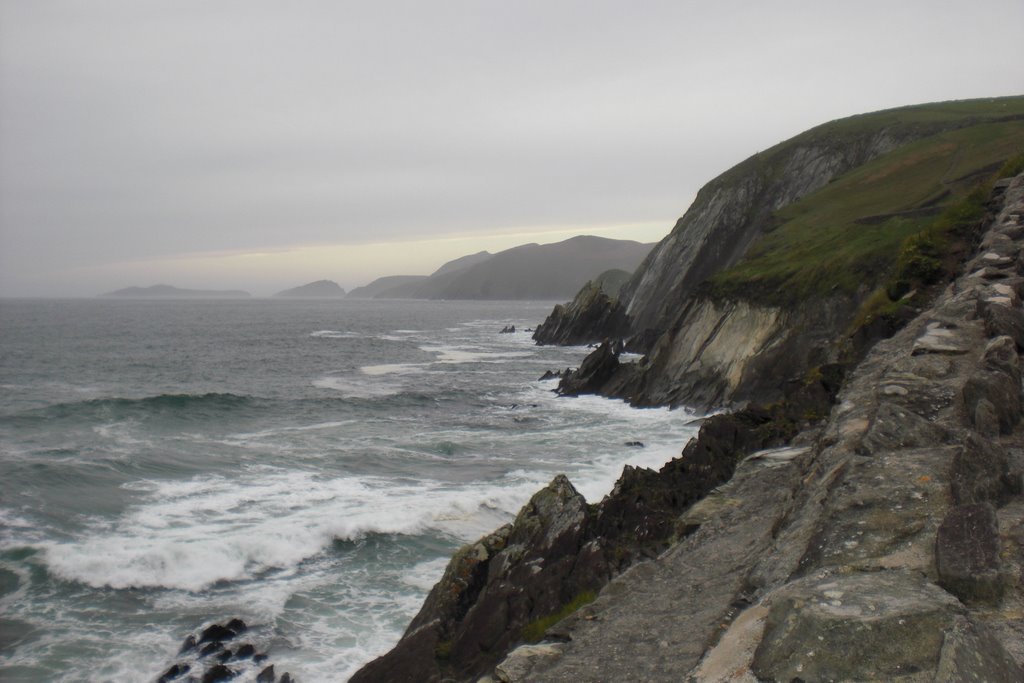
[484,173,1024,682]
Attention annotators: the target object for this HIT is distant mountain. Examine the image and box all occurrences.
[430,250,492,277]
[353,236,653,300]
[274,280,346,298]
[346,275,428,299]
[100,284,251,298]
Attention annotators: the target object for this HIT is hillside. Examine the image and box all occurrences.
[536,95,1024,408]
[346,275,428,299]
[273,280,346,297]
[353,236,653,300]
[100,284,251,298]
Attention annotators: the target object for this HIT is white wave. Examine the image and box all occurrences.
[311,375,401,398]
[419,345,534,364]
[309,330,359,338]
[226,420,355,441]
[401,557,450,592]
[40,469,538,593]
[360,363,427,376]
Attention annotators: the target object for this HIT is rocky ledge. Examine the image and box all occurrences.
[352,174,1024,682]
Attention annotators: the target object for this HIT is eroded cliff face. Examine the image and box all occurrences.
[485,172,1024,683]
[620,124,953,335]
[536,105,1023,409]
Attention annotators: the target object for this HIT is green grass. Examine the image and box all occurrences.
[707,114,1024,306]
[520,591,597,643]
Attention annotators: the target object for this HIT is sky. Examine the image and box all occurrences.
[1,1,1022,297]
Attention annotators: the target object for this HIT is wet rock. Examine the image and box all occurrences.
[255,665,275,682]
[499,325,516,334]
[752,570,963,681]
[199,623,237,645]
[556,341,620,396]
[279,674,294,683]
[233,643,255,659]
[200,664,237,683]
[157,663,190,682]
[936,503,1004,604]
[623,441,644,448]
[224,618,247,634]
[199,642,224,658]
[178,634,197,655]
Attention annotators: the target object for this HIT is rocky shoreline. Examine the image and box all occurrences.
[350,173,1024,681]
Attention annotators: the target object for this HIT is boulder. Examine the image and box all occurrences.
[752,570,964,681]
[935,503,1004,604]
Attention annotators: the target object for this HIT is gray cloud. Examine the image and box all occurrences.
[2,0,1023,295]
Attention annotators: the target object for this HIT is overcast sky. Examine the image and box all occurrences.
[1,1,1022,296]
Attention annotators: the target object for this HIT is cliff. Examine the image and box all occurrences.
[353,173,1024,682]
[536,96,1024,410]
[352,96,1024,682]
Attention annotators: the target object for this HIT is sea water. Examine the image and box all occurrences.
[0,298,698,682]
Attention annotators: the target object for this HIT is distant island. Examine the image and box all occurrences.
[273,280,346,298]
[100,284,251,298]
[347,236,653,300]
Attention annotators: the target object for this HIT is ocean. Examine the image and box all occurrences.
[0,298,698,682]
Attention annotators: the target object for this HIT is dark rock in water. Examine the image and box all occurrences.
[499,324,516,333]
[224,618,247,634]
[199,642,224,658]
[216,648,233,662]
[557,341,620,396]
[279,673,294,683]
[533,280,631,346]
[254,653,269,664]
[200,664,237,683]
[178,635,197,654]
[624,441,644,448]
[256,665,275,683]
[157,663,190,682]
[936,503,1003,604]
[199,623,237,644]
[233,643,255,660]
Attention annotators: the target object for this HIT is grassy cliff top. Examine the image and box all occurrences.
[707,96,1024,305]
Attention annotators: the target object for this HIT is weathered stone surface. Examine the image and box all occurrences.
[934,617,1024,683]
[936,503,1004,603]
[751,570,963,682]
[912,320,973,355]
[950,433,1012,505]
[857,400,948,454]
[494,643,565,683]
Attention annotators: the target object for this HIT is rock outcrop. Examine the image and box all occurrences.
[352,173,1024,682]
[536,98,1024,409]
[532,280,631,347]
[481,173,1024,682]
[156,618,292,683]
